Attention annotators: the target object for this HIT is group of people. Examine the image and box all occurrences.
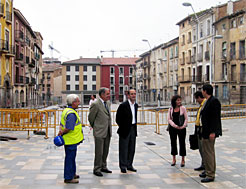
[58,84,222,184]
[167,84,222,183]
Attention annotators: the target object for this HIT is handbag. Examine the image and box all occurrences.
[189,134,199,150]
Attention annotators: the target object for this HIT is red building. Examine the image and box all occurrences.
[101,57,138,102]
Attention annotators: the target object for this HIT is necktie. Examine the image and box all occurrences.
[104,101,109,113]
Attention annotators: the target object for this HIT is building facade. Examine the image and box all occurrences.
[62,58,101,105]
[213,0,246,104]
[101,57,137,103]
[0,0,14,108]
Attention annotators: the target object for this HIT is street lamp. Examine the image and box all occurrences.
[142,39,152,49]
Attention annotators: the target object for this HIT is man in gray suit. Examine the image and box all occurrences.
[88,87,112,177]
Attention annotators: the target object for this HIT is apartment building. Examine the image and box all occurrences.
[53,66,62,104]
[213,0,246,104]
[41,64,61,106]
[61,58,101,105]
[176,16,193,104]
[101,57,137,103]
[13,8,43,108]
[161,37,179,103]
[0,0,14,108]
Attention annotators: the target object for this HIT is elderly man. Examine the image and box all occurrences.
[88,88,112,177]
[58,94,84,184]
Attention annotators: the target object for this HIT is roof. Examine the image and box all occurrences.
[62,58,101,65]
[42,64,62,72]
[101,57,138,66]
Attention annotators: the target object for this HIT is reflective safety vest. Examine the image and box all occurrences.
[60,108,83,145]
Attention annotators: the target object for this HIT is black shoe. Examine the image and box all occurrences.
[201,177,214,183]
[171,161,176,166]
[127,167,137,172]
[181,163,185,167]
[64,179,79,184]
[199,172,206,178]
[121,168,127,173]
[194,166,205,171]
[74,174,80,179]
[93,171,103,177]
[101,168,112,173]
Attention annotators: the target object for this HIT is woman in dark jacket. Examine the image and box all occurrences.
[167,95,188,167]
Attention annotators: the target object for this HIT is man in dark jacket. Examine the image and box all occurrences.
[116,89,138,173]
[200,84,222,183]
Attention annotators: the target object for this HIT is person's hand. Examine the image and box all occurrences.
[58,130,63,136]
[209,133,215,140]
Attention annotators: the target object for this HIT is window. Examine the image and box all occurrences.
[193,27,196,41]
[84,65,87,72]
[92,85,96,90]
[230,42,236,60]
[200,23,203,38]
[47,84,51,87]
[110,77,114,84]
[66,66,70,71]
[75,65,79,71]
[92,66,96,72]
[119,67,124,75]
[75,75,79,81]
[110,67,114,74]
[66,75,70,81]
[222,24,226,31]
[238,16,244,25]
[222,63,227,80]
[75,85,79,91]
[129,77,133,85]
[92,75,96,81]
[215,86,219,98]
[239,40,245,59]
[182,34,185,45]
[230,19,236,28]
[119,77,123,84]
[120,87,123,94]
[83,75,87,81]
[66,85,70,91]
[129,67,133,75]
[222,42,227,58]
[223,85,228,99]
[175,46,178,57]
[83,85,87,91]
[207,20,211,36]
[188,32,191,43]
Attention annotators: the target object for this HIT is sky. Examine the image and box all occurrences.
[14,0,229,61]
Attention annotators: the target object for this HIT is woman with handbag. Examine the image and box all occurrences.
[167,95,188,167]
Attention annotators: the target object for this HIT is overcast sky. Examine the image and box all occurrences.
[14,0,229,61]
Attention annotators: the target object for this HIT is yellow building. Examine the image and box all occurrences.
[0,0,14,108]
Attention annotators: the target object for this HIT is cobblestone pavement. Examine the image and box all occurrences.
[0,118,245,189]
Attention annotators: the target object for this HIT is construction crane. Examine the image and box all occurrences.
[48,42,60,60]
[100,49,145,58]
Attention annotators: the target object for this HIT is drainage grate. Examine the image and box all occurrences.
[144,142,156,145]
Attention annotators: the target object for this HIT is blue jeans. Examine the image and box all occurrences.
[64,144,77,180]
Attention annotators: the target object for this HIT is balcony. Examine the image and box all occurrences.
[26,77,30,84]
[186,57,191,64]
[178,75,192,83]
[197,52,203,62]
[30,77,36,85]
[15,52,24,61]
[191,55,196,63]
[15,76,25,85]
[205,51,210,61]
[179,58,185,65]
[15,30,24,42]
[26,56,30,64]
[239,50,246,60]
[221,52,227,61]
[0,3,4,16]
[6,11,12,24]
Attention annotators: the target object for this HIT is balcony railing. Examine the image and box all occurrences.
[6,11,12,24]
[221,52,227,61]
[26,56,30,64]
[179,58,185,65]
[15,76,25,84]
[186,57,191,64]
[240,73,246,82]
[15,30,24,41]
[178,75,192,82]
[26,77,30,84]
[197,52,203,62]
[191,55,196,63]
[15,52,24,60]
[192,74,210,83]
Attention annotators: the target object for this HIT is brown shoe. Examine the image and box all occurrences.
[64,179,79,184]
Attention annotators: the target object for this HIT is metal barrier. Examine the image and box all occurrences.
[0,104,245,138]
[0,109,48,138]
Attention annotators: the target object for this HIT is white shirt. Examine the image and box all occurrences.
[128,99,136,124]
[89,98,97,106]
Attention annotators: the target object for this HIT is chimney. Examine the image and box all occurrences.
[79,56,83,59]
[227,0,233,15]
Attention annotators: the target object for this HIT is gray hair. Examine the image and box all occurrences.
[66,94,79,106]
[99,87,109,97]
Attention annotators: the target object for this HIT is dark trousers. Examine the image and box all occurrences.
[94,130,111,172]
[119,125,136,169]
[195,126,204,167]
[169,126,186,156]
[64,144,77,180]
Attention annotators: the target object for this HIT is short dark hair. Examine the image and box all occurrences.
[194,91,204,99]
[92,95,96,98]
[171,95,181,108]
[202,84,213,95]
